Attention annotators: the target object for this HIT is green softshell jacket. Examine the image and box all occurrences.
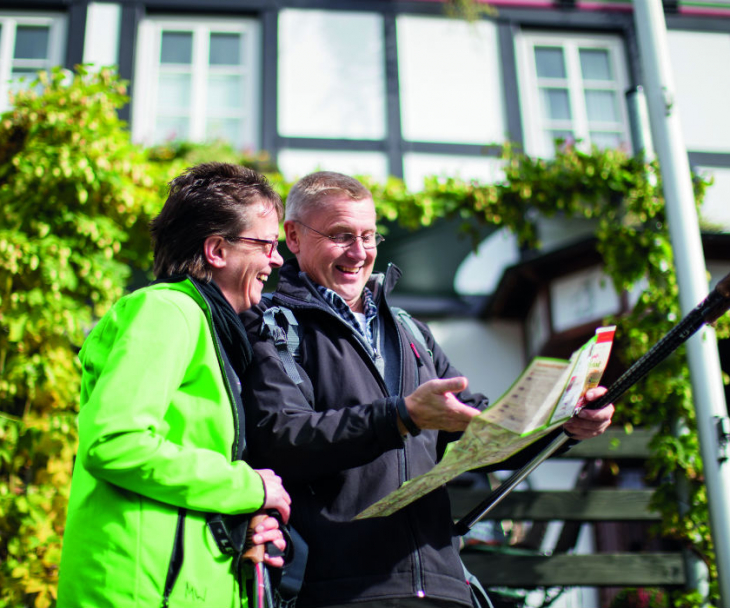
[58,279,265,608]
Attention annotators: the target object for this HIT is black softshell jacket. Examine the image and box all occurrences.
[241,259,565,608]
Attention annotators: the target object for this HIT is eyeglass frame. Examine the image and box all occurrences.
[294,220,384,249]
[224,235,279,258]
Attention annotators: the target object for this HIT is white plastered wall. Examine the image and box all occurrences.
[82,3,121,68]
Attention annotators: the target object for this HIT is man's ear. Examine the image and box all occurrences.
[283,220,301,255]
[203,235,227,269]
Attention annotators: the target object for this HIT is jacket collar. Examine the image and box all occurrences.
[275,258,402,308]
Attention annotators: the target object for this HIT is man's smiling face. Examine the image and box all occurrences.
[285,194,377,313]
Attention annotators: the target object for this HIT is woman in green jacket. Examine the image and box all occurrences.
[58,162,290,608]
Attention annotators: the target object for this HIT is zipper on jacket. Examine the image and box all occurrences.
[283,268,428,598]
[161,508,186,608]
[397,440,426,597]
[390,306,427,599]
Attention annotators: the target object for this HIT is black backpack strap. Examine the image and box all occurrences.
[269,525,309,608]
[260,305,303,385]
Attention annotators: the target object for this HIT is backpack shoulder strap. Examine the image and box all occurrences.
[391,306,433,359]
[260,301,303,385]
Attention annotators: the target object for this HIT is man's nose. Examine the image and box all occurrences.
[345,237,368,258]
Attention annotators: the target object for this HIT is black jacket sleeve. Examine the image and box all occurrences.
[241,308,404,484]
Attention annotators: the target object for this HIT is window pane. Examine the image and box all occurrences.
[9,69,40,96]
[589,131,622,149]
[585,89,618,122]
[551,267,621,332]
[397,16,505,144]
[668,30,730,152]
[535,47,565,78]
[277,149,388,181]
[10,68,38,81]
[278,9,386,139]
[207,117,242,147]
[696,166,730,230]
[14,26,49,60]
[403,153,503,192]
[161,31,192,64]
[541,129,574,157]
[155,116,190,142]
[549,129,573,141]
[210,33,241,65]
[580,49,612,81]
[544,130,574,152]
[83,3,122,67]
[207,74,242,111]
[541,88,571,120]
[157,73,192,109]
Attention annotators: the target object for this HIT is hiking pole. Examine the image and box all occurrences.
[245,513,278,608]
[245,513,270,608]
[454,271,730,537]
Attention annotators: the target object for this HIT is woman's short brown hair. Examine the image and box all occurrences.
[150,162,283,281]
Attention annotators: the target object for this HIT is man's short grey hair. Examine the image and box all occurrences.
[285,171,372,222]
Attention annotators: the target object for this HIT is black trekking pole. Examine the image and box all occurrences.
[454,271,730,537]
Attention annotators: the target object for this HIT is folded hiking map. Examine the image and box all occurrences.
[354,326,616,520]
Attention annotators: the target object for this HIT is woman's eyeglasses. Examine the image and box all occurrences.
[225,236,279,258]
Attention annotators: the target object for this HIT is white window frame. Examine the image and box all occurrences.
[515,31,632,158]
[132,16,260,149]
[0,12,67,112]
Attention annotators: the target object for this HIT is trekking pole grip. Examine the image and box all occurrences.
[243,513,268,564]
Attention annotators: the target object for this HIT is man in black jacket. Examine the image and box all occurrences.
[241,171,614,608]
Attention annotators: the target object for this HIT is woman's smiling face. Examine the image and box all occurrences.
[210,201,284,313]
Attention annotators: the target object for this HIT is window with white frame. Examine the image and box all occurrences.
[132,17,260,150]
[515,32,632,158]
[397,15,505,146]
[278,9,386,140]
[0,13,67,112]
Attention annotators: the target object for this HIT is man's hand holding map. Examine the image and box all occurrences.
[355,326,616,520]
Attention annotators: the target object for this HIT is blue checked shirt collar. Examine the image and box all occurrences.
[315,284,379,347]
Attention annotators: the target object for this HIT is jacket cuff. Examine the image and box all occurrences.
[391,396,421,437]
[372,397,407,446]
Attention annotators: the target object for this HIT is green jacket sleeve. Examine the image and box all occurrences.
[77,288,265,515]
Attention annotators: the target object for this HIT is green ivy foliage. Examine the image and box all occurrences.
[0,66,165,608]
[1,67,726,608]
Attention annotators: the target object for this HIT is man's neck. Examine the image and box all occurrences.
[348,297,364,314]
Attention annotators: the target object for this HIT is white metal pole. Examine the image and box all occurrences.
[633,1,730,603]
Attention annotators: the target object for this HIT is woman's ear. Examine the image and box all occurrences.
[283,221,301,255]
[203,235,227,269]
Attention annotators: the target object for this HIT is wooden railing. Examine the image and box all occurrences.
[450,428,686,590]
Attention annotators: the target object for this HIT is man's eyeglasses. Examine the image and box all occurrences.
[296,221,384,249]
[225,236,279,258]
